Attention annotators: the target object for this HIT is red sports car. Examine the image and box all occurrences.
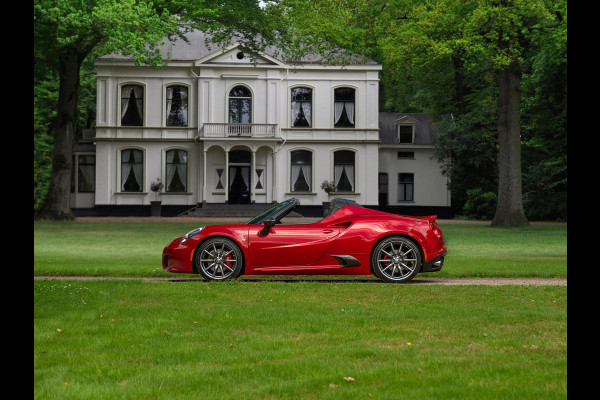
[162,198,446,283]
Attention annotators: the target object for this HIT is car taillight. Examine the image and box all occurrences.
[428,219,437,230]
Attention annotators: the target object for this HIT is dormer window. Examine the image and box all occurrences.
[396,116,417,143]
[398,124,414,143]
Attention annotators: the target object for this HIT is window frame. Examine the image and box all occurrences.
[333,149,356,193]
[333,87,356,128]
[119,83,145,127]
[397,151,415,159]
[290,149,313,193]
[398,124,415,144]
[165,84,189,127]
[71,153,96,193]
[119,147,145,193]
[398,173,414,202]
[228,84,253,124]
[164,148,189,193]
[290,86,313,128]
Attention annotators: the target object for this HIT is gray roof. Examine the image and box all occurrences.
[99,28,378,65]
[378,112,440,145]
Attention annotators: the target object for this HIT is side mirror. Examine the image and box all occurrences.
[259,218,277,236]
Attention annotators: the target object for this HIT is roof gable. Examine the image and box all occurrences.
[196,43,284,67]
[395,115,418,124]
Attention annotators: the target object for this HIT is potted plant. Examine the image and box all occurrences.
[320,180,336,216]
[150,178,164,216]
[321,180,336,194]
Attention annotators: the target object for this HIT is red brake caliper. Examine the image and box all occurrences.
[383,254,390,267]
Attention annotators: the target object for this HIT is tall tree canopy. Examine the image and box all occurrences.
[34,0,272,219]
[267,0,566,225]
[34,0,178,219]
[34,0,566,223]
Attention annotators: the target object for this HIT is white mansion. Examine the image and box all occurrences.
[71,30,451,217]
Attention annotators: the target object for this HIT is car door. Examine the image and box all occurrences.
[247,224,341,267]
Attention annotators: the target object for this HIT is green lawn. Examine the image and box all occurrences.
[34,220,567,399]
[34,279,566,400]
[33,221,567,278]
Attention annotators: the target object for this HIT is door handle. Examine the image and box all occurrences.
[322,229,334,234]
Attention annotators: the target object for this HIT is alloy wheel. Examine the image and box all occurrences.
[196,238,242,280]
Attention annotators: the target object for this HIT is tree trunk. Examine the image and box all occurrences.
[37,49,82,220]
[491,62,528,227]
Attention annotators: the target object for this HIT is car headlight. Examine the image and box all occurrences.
[180,226,205,243]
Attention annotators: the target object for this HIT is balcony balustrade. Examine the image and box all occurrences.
[201,123,278,138]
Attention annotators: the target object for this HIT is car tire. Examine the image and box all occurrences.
[195,237,243,281]
[371,236,421,283]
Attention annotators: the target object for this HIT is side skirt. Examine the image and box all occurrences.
[330,255,362,268]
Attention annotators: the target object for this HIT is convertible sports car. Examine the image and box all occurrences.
[162,198,446,283]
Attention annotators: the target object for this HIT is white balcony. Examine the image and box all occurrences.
[201,123,278,138]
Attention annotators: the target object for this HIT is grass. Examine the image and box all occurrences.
[33,220,568,399]
[33,221,567,278]
[437,224,566,278]
[34,279,566,400]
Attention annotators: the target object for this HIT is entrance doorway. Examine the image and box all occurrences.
[228,150,251,204]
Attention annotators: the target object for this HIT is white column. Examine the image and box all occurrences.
[202,149,207,204]
[251,149,256,203]
[224,148,229,203]
[272,150,277,203]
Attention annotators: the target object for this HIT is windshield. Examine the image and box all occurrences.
[245,198,300,225]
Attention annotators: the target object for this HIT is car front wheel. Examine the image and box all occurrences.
[371,236,421,283]
[195,238,243,281]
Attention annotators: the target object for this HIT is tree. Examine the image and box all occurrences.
[268,0,565,226]
[34,0,273,219]
[34,0,179,219]
[460,0,556,226]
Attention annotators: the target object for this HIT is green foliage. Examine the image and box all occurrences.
[34,0,179,67]
[34,65,58,212]
[34,54,99,212]
[462,189,497,220]
[522,159,567,221]
[460,0,555,69]
[269,0,566,222]
[520,3,567,221]
[34,124,54,212]
[433,113,498,215]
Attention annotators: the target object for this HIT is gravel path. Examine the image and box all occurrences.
[34,276,566,286]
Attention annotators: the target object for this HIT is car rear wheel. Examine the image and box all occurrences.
[371,236,421,283]
[195,238,243,281]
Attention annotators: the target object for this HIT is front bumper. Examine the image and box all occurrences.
[162,237,195,273]
[421,252,446,272]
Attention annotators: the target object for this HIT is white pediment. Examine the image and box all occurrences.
[196,44,283,67]
[396,116,418,124]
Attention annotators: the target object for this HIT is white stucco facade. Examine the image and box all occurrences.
[72,33,450,215]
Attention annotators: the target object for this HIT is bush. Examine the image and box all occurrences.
[462,189,497,220]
